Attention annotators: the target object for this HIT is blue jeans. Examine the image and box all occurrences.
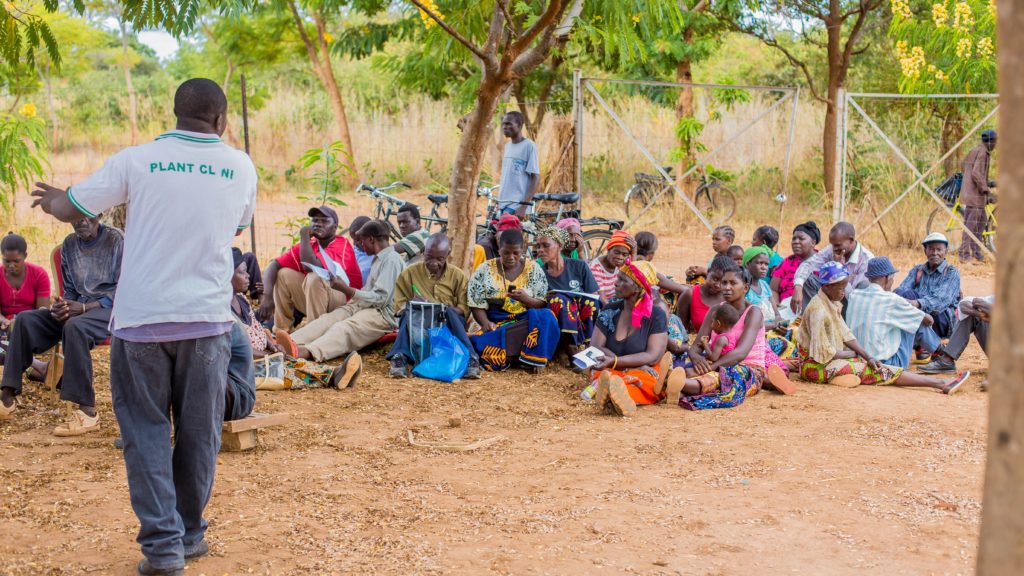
[225,323,256,422]
[110,332,231,570]
[883,330,916,369]
[914,324,941,354]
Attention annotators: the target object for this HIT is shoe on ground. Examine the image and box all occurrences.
[912,350,932,365]
[331,351,362,389]
[464,357,482,380]
[183,540,209,560]
[389,357,409,378]
[53,409,100,437]
[137,559,184,576]
[606,376,637,417]
[943,371,971,395]
[918,357,956,374]
[653,352,672,395]
[0,398,15,420]
[594,371,611,412]
[664,367,685,406]
[274,329,299,357]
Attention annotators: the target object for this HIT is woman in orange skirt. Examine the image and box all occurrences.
[589,259,672,416]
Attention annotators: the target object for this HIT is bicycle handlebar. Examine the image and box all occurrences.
[359,181,414,205]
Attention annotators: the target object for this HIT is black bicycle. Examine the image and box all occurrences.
[359,181,412,241]
[624,166,737,224]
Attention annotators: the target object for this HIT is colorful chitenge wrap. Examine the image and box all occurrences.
[548,292,598,348]
[679,364,765,411]
[471,304,559,371]
[620,259,657,329]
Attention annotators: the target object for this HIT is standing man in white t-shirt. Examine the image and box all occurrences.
[497,111,540,219]
[32,78,256,576]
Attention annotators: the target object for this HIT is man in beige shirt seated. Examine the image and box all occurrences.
[276,220,404,389]
[387,233,481,379]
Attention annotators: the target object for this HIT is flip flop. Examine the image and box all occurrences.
[943,371,971,395]
[766,365,797,395]
[664,367,686,407]
[594,371,611,412]
[275,330,299,358]
[606,376,637,417]
[652,352,672,395]
[331,352,362,389]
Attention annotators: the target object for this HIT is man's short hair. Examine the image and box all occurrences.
[1,232,27,254]
[504,110,524,126]
[348,215,371,237]
[360,220,390,240]
[831,221,856,239]
[174,78,227,124]
[398,203,420,220]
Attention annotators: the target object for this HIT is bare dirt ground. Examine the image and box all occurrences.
[0,218,995,575]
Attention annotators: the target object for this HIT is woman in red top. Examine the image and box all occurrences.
[1,233,51,326]
[675,254,730,333]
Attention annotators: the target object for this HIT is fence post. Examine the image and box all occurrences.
[832,88,847,222]
[572,69,583,198]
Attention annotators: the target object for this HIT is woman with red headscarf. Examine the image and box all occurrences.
[589,259,672,417]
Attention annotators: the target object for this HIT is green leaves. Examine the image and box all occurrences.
[0,111,48,209]
[297,140,353,207]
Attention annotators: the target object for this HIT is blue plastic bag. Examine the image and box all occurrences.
[412,325,470,382]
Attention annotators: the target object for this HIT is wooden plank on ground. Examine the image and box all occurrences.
[223,412,289,433]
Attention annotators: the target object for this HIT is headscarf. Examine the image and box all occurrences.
[536,226,569,247]
[619,259,657,329]
[818,261,849,285]
[555,217,581,231]
[742,245,772,267]
[496,214,522,232]
[605,230,637,255]
[232,247,245,269]
[793,221,821,244]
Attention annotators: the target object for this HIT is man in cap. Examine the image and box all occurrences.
[958,129,996,262]
[846,257,934,369]
[919,295,992,375]
[791,221,875,313]
[895,232,961,362]
[258,205,364,331]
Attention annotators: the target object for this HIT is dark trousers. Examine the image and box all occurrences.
[941,315,989,360]
[225,323,256,422]
[959,206,987,261]
[111,332,230,570]
[1,307,111,407]
[388,307,477,363]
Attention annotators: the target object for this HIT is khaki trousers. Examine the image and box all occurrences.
[290,304,396,362]
[273,267,347,330]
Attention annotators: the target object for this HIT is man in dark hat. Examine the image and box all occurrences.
[258,205,364,330]
[958,129,996,263]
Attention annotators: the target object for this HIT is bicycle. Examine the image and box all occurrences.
[926,173,997,253]
[624,165,737,224]
[358,181,412,241]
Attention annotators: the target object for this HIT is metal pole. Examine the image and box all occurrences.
[846,92,998,99]
[241,72,256,256]
[838,90,850,220]
[851,98,998,258]
[572,69,583,201]
[587,77,795,93]
[779,86,800,230]
[831,88,846,222]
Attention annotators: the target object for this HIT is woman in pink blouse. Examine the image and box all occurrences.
[770,222,819,308]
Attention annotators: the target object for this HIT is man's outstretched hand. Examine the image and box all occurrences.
[31,182,66,214]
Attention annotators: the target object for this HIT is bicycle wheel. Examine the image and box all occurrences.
[927,206,963,254]
[624,183,651,220]
[580,229,612,261]
[694,181,737,224]
[985,213,996,253]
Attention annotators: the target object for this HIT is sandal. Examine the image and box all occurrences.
[275,330,299,358]
[606,376,637,417]
[943,371,971,395]
[330,351,362,389]
[652,352,672,395]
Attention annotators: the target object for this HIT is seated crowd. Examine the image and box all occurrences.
[0,202,988,433]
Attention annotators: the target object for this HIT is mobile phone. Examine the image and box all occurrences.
[507,284,517,292]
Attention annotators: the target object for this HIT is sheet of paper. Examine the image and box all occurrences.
[302,262,332,281]
[572,346,605,370]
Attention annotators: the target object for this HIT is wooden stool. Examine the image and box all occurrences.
[221,412,289,451]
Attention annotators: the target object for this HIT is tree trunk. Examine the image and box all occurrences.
[118,17,138,146]
[675,29,696,195]
[940,106,964,177]
[449,73,505,271]
[976,2,1024,572]
[822,20,845,203]
[222,61,239,147]
[312,11,358,181]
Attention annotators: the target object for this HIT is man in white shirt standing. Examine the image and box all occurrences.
[497,111,540,219]
[790,221,875,313]
[32,78,257,576]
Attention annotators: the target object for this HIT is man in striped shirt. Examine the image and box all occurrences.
[846,257,932,369]
[394,203,430,262]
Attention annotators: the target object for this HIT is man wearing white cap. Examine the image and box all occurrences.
[895,232,961,362]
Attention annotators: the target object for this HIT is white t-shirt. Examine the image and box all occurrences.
[67,129,257,331]
[498,138,540,211]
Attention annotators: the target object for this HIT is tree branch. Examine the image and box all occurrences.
[512,0,563,53]
[287,0,321,70]
[496,0,518,39]
[408,0,490,62]
[839,0,881,72]
[737,24,825,103]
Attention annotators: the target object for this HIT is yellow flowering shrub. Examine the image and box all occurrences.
[932,2,948,27]
[19,103,37,118]
[417,0,443,29]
